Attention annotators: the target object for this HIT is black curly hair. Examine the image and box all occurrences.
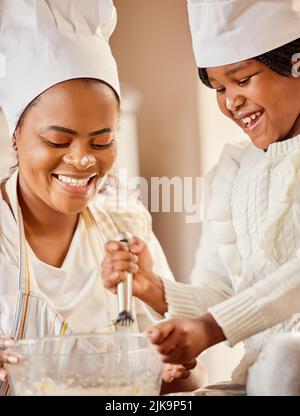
[198,37,300,88]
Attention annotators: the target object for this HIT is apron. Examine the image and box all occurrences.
[0,171,140,395]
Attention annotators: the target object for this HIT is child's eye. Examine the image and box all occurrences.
[238,76,251,86]
[216,87,226,93]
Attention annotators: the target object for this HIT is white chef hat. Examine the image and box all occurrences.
[0,0,120,137]
[187,0,300,68]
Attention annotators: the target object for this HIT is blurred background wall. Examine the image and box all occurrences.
[110,0,202,284]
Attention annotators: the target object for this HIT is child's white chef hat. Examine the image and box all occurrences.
[0,0,120,137]
[188,0,300,68]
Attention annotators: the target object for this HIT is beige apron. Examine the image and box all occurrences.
[0,171,143,395]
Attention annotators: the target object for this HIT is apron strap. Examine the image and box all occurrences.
[4,171,71,340]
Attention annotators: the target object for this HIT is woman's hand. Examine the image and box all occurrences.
[102,236,168,315]
[146,314,226,364]
[162,360,197,383]
[160,359,208,394]
[0,335,19,382]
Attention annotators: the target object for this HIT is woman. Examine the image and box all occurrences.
[0,0,206,394]
[102,0,300,394]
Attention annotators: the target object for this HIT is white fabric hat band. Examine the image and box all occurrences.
[188,0,300,68]
[0,0,120,137]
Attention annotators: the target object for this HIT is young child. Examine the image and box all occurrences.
[103,0,300,392]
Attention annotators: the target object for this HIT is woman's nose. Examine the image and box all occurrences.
[62,151,96,170]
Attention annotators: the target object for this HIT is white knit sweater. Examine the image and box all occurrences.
[162,135,300,384]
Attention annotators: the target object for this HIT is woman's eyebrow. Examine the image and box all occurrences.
[40,125,113,136]
[88,127,113,136]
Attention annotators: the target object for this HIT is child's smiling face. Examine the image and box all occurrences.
[206,59,300,149]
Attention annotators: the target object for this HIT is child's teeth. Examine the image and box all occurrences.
[242,111,262,127]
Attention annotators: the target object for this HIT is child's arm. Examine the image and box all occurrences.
[160,218,234,319]
[102,229,234,318]
[147,250,300,364]
[207,255,300,347]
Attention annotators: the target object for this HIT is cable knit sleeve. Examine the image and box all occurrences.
[162,157,239,319]
[162,219,234,318]
[163,139,300,346]
[209,255,300,346]
[209,138,300,346]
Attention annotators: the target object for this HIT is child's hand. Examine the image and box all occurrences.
[146,315,226,364]
[102,236,167,314]
[102,236,154,297]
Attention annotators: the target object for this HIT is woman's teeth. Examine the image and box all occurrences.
[57,174,92,188]
[241,111,262,128]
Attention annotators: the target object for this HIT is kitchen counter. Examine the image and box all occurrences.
[167,382,246,396]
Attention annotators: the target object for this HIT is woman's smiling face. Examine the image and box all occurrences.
[206,59,300,149]
[14,79,119,215]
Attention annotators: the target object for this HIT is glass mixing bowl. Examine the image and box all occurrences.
[5,333,163,396]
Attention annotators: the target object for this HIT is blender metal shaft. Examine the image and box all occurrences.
[115,232,135,327]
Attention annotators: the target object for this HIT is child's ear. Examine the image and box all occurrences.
[12,135,17,151]
[12,129,20,151]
